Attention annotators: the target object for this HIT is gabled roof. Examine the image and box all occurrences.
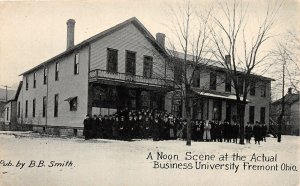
[11,81,23,101]
[172,51,274,81]
[20,17,168,76]
[272,93,299,105]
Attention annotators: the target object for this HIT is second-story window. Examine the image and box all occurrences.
[250,81,256,96]
[55,62,59,81]
[107,48,118,73]
[225,75,231,92]
[74,53,79,75]
[125,51,136,75]
[174,61,183,84]
[143,56,153,78]
[261,83,266,97]
[43,68,47,85]
[25,76,29,90]
[210,72,217,90]
[192,70,200,87]
[33,72,36,88]
[237,76,244,94]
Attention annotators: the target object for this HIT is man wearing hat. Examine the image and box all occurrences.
[83,114,92,140]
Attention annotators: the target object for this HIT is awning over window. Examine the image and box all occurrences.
[64,96,77,102]
[191,88,250,102]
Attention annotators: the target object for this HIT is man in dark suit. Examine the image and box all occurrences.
[83,115,92,140]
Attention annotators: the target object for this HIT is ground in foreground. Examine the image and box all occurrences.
[0,133,299,186]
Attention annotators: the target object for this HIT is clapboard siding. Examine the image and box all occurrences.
[90,23,167,79]
[18,46,89,127]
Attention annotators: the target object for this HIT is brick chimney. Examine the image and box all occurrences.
[288,87,293,94]
[66,19,76,50]
[156,33,166,48]
[225,55,231,66]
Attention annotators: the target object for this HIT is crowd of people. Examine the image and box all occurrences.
[83,109,268,144]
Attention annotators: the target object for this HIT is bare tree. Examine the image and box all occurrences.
[269,30,300,142]
[165,1,212,145]
[209,0,282,144]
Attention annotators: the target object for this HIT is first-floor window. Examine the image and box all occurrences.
[260,107,266,123]
[249,106,255,124]
[6,107,9,121]
[25,100,28,118]
[43,96,46,117]
[18,101,20,118]
[69,97,78,111]
[32,99,36,118]
[54,94,59,117]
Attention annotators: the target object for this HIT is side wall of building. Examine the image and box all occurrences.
[191,67,271,126]
[290,99,300,135]
[17,46,89,128]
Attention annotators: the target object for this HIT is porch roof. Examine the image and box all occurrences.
[191,88,250,103]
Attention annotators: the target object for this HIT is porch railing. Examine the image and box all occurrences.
[89,69,173,88]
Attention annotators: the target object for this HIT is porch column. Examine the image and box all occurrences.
[208,99,213,120]
[221,100,227,122]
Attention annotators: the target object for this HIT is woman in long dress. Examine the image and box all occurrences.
[203,120,211,142]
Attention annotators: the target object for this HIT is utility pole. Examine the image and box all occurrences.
[1,85,12,102]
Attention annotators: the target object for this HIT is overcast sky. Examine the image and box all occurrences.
[0,0,299,91]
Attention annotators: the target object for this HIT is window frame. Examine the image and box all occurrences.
[18,101,20,118]
[43,67,47,85]
[249,106,255,124]
[250,81,256,96]
[192,70,200,87]
[6,107,9,121]
[25,100,28,118]
[106,48,118,73]
[74,53,79,75]
[32,98,36,118]
[143,55,153,78]
[55,62,59,81]
[260,107,266,123]
[33,72,36,88]
[209,72,217,90]
[54,94,59,117]
[25,76,29,91]
[125,50,136,76]
[43,96,47,118]
[69,97,78,111]
[261,83,266,97]
[225,75,231,92]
